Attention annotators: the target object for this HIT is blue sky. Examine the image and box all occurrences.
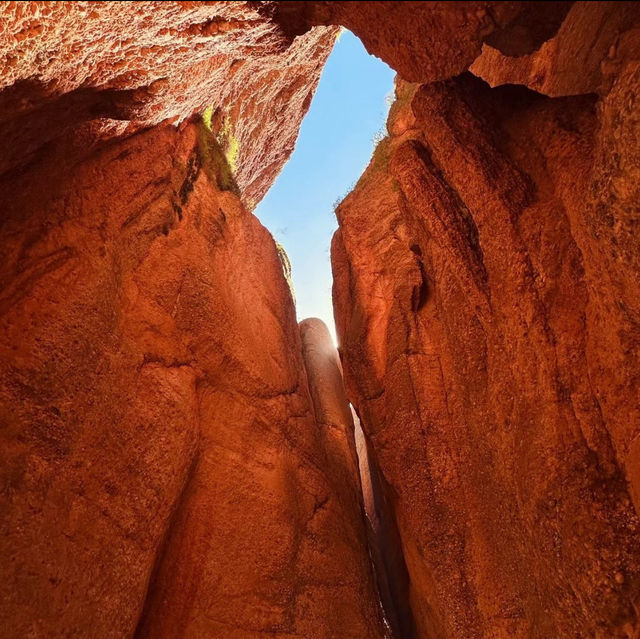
[254,30,394,343]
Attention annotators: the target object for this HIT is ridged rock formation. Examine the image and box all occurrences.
[0,2,384,636]
[2,1,640,638]
[355,410,416,639]
[332,2,640,637]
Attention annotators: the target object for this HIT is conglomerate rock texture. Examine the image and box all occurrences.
[332,2,640,637]
[0,0,336,203]
[2,1,640,638]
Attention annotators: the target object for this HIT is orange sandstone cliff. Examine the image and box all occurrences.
[331,2,640,637]
[0,119,385,638]
[0,1,336,203]
[1,2,640,638]
[0,3,385,637]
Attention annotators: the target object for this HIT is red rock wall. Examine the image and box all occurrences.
[332,3,640,637]
[471,1,640,97]
[0,118,384,637]
[0,1,336,203]
[3,1,640,637]
[355,410,417,639]
[0,3,389,636]
[275,1,572,82]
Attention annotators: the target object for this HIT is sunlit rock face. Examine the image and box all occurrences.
[0,2,384,637]
[332,2,640,637]
[0,1,336,203]
[0,119,385,638]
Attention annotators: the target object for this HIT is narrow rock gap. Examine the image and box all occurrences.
[353,408,419,639]
[3,3,639,637]
[248,31,404,633]
[253,29,394,343]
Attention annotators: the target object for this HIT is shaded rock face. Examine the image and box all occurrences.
[0,122,385,637]
[354,411,417,639]
[471,1,640,97]
[275,1,572,83]
[332,3,640,637]
[0,1,336,203]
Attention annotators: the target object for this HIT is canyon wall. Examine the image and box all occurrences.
[2,1,640,638]
[0,1,336,203]
[0,118,385,638]
[0,2,385,637]
[331,2,640,637]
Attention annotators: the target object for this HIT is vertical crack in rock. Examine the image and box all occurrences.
[353,409,419,639]
[133,445,201,638]
[299,318,389,637]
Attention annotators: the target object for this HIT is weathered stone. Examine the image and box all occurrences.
[2,1,640,637]
[0,1,336,203]
[274,1,571,83]
[471,1,640,96]
[0,121,385,638]
[332,58,640,639]
[353,410,416,639]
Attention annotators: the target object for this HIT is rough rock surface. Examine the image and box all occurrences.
[0,121,385,638]
[274,1,572,83]
[297,319,386,633]
[354,411,416,639]
[3,1,640,638]
[333,41,640,639]
[299,318,364,527]
[0,1,336,203]
[471,1,640,96]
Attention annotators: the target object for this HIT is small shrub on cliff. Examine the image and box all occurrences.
[332,182,356,214]
[199,104,240,180]
[275,240,295,305]
[218,112,240,175]
[197,110,240,196]
[202,104,214,130]
[371,127,386,147]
